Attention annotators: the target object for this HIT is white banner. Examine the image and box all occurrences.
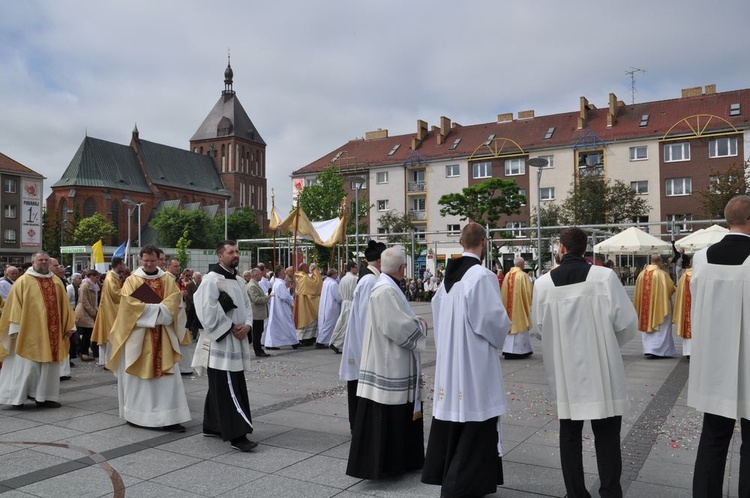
[21,178,42,247]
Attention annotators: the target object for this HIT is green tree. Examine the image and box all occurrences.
[150,207,215,248]
[42,211,62,259]
[71,212,116,246]
[560,176,650,227]
[298,165,346,221]
[175,228,190,268]
[212,206,262,242]
[377,210,416,244]
[695,164,749,218]
[438,178,526,227]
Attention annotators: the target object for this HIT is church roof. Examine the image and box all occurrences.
[52,136,152,192]
[190,93,266,145]
[135,139,225,194]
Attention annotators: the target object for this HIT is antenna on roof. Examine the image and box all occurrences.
[625,67,646,105]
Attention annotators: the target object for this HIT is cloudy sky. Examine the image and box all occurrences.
[1,0,748,214]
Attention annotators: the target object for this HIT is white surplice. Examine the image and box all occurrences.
[330,272,357,350]
[317,277,342,345]
[687,250,750,420]
[264,278,298,347]
[641,314,676,357]
[431,259,511,422]
[339,267,380,382]
[532,266,637,420]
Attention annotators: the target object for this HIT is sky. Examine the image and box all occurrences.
[1,0,749,215]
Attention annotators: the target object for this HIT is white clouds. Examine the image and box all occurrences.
[0,0,749,213]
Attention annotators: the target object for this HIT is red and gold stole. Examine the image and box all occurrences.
[36,277,61,362]
[638,270,653,332]
[144,277,166,377]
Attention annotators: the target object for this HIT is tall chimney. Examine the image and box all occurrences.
[607,93,617,127]
[578,96,589,130]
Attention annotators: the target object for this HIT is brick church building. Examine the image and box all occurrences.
[46,58,268,247]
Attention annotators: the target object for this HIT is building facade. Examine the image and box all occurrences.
[0,152,44,266]
[292,84,750,262]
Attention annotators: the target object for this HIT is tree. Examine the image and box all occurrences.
[695,164,750,218]
[297,165,346,221]
[175,228,190,268]
[150,207,215,248]
[71,212,116,246]
[438,178,526,227]
[560,176,650,227]
[42,210,62,259]
[211,206,262,242]
[377,210,416,244]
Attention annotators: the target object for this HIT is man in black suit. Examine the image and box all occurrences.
[689,195,750,498]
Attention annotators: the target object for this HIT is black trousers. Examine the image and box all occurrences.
[694,413,750,497]
[347,380,359,433]
[77,326,94,358]
[203,367,253,442]
[559,416,622,498]
[251,319,265,355]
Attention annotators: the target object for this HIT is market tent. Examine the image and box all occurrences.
[674,224,728,253]
[593,227,671,255]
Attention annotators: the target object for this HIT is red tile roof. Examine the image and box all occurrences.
[293,87,750,176]
[0,151,45,178]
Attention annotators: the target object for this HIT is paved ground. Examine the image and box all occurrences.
[0,296,743,497]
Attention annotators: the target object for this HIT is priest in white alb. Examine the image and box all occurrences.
[107,245,190,433]
[532,227,637,498]
[264,266,299,350]
[422,222,511,497]
[501,257,534,359]
[329,261,358,354]
[315,268,341,349]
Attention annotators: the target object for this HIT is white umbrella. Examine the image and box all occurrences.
[674,224,729,253]
[593,226,672,255]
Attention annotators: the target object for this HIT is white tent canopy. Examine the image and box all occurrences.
[674,224,728,253]
[593,227,672,255]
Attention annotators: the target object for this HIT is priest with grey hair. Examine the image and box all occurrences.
[346,245,428,479]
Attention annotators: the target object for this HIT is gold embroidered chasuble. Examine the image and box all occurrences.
[294,267,322,329]
[501,267,533,334]
[673,268,692,339]
[106,272,182,379]
[91,269,122,345]
[0,272,74,362]
[633,264,675,333]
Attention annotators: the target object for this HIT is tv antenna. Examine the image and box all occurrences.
[625,67,646,105]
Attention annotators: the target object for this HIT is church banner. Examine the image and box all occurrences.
[21,178,42,247]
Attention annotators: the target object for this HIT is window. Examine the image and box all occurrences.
[633,216,649,227]
[730,103,741,116]
[3,229,16,244]
[578,150,604,177]
[709,137,738,158]
[472,161,492,179]
[665,177,692,196]
[350,179,367,190]
[664,142,690,162]
[377,228,387,235]
[377,200,389,211]
[387,144,400,156]
[3,179,16,193]
[447,224,460,233]
[504,158,525,176]
[449,138,461,150]
[544,127,555,139]
[631,181,648,194]
[4,205,16,218]
[629,146,648,161]
[412,198,426,211]
[538,155,554,168]
[639,114,650,127]
[505,221,527,238]
[540,187,555,201]
[446,164,460,177]
[667,214,693,233]
[376,172,389,184]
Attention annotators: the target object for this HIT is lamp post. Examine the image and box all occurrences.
[350,177,365,262]
[122,200,144,256]
[217,189,233,240]
[527,157,549,276]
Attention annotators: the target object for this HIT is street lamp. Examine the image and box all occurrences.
[122,199,144,255]
[350,177,366,262]
[527,157,549,276]
[217,189,233,240]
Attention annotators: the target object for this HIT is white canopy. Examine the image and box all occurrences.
[674,224,729,253]
[593,226,671,255]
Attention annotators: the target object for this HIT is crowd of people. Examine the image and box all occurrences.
[0,195,749,496]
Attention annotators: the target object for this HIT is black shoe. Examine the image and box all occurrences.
[230,437,258,452]
[203,429,222,438]
[291,344,299,350]
[255,352,270,357]
[330,344,341,354]
[60,375,72,381]
[36,400,62,408]
[315,343,328,350]
[164,424,186,433]
[69,361,76,367]
[10,404,24,410]
[180,371,194,376]
[266,347,280,350]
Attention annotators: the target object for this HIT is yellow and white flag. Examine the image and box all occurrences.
[91,239,108,273]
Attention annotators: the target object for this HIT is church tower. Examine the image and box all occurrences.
[190,56,268,228]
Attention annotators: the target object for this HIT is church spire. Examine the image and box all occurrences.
[223,50,235,96]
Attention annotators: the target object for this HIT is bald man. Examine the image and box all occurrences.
[633,254,675,358]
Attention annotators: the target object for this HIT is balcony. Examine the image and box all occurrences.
[407,181,426,192]
[409,210,427,221]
